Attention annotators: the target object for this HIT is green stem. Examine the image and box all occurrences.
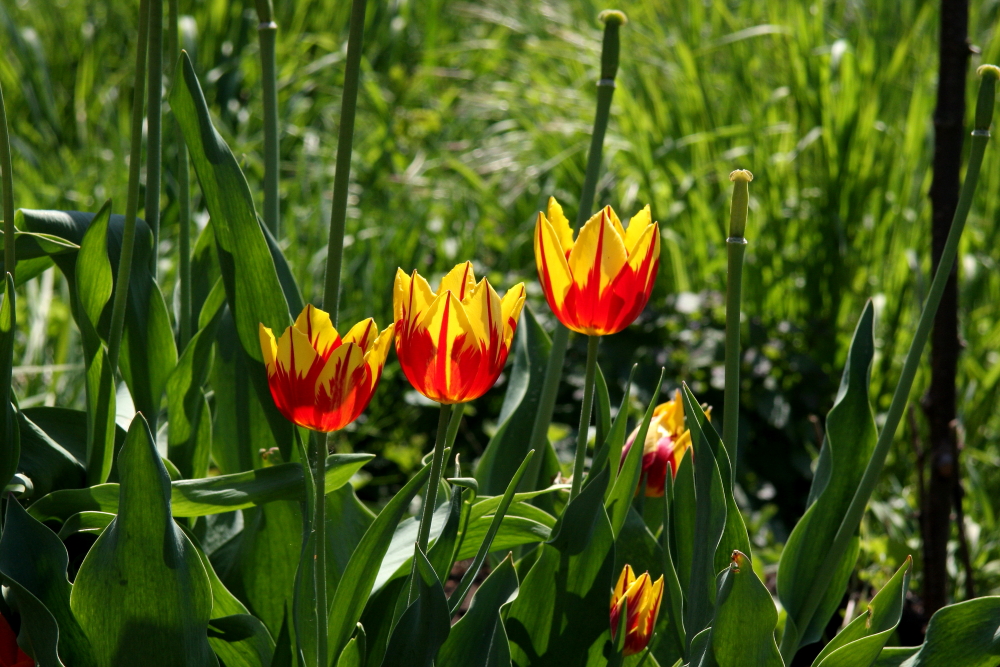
[570,335,600,500]
[315,431,329,667]
[0,81,14,280]
[168,0,191,347]
[409,402,453,603]
[723,171,751,467]
[780,67,997,663]
[107,0,150,373]
[322,0,367,321]
[525,11,624,493]
[445,401,464,452]
[256,0,280,237]
[145,0,163,278]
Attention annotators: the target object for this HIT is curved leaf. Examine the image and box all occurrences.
[0,272,17,490]
[874,596,1000,667]
[379,548,450,667]
[710,551,782,667]
[69,414,217,666]
[777,303,877,649]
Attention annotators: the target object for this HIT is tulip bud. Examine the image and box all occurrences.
[610,564,664,656]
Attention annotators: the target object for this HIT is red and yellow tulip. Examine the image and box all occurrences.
[534,197,660,336]
[258,305,393,432]
[393,261,526,404]
[610,564,664,656]
[620,390,695,497]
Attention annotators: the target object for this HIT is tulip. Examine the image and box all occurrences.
[610,564,664,656]
[258,304,394,432]
[393,261,526,404]
[0,612,33,667]
[534,197,660,336]
[620,389,699,497]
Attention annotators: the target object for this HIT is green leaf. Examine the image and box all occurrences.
[0,497,97,667]
[594,364,612,451]
[15,401,86,500]
[777,303,877,649]
[456,498,556,561]
[170,52,290,360]
[336,625,367,667]
[614,505,663,582]
[372,498,452,594]
[475,306,559,495]
[326,484,376,594]
[710,551,782,667]
[874,596,1000,667]
[69,414,217,667]
[506,469,616,666]
[812,558,911,667]
[207,615,275,667]
[606,369,664,537]
[380,548,451,667]
[327,462,433,660]
[270,609,294,667]
[167,307,222,479]
[21,406,124,477]
[0,272,17,490]
[57,511,116,540]
[437,553,520,667]
[680,385,752,576]
[680,385,729,647]
[74,200,113,331]
[589,365,636,492]
[658,475,686,662]
[27,454,373,522]
[450,450,535,613]
[428,481,465,584]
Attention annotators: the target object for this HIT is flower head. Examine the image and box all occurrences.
[610,564,664,656]
[0,612,33,667]
[259,305,394,432]
[534,197,660,336]
[393,261,526,404]
[620,390,697,497]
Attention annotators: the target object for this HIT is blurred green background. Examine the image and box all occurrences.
[2,0,999,606]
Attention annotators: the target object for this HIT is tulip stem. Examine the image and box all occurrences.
[410,402,454,603]
[570,335,601,500]
[525,11,625,494]
[723,170,752,469]
[315,431,330,667]
[107,0,150,375]
[321,0,367,323]
[255,0,280,236]
[0,79,15,280]
[778,66,997,663]
[145,0,163,278]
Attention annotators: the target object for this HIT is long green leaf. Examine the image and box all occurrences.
[379,548,451,667]
[709,551,782,667]
[1,273,18,490]
[873,596,1000,667]
[328,462,433,661]
[69,414,217,666]
[777,302,876,649]
[27,454,372,522]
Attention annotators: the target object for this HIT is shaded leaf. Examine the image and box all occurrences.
[710,551,782,667]
[380,548,450,667]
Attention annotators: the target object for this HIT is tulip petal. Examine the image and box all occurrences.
[567,207,628,295]
[394,268,436,336]
[534,212,573,309]
[293,303,341,358]
[315,342,367,405]
[438,261,477,302]
[500,283,526,348]
[343,318,378,353]
[464,278,502,350]
[547,196,575,253]
[259,323,278,376]
[623,205,652,255]
[625,221,660,285]
[607,205,627,243]
[363,323,395,387]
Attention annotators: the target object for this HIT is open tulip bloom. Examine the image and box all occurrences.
[258,304,394,432]
[534,197,660,336]
[610,564,664,657]
[393,261,526,404]
[620,389,697,497]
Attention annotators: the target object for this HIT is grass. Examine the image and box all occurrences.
[2,0,1000,601]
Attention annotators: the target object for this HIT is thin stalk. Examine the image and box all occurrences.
[445,402,464,451]
[722,170,752,468]
[779,66,997,662]
[315,431,330,667]
[524,11,625,492]
[570,335,600,500]
[255,0,280,236]
[107,0,151,372]
[409,402,453,603]
[168,0,192,347]
[0,80,14,280]
[321,0,367,321]
[145,0,163,278]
